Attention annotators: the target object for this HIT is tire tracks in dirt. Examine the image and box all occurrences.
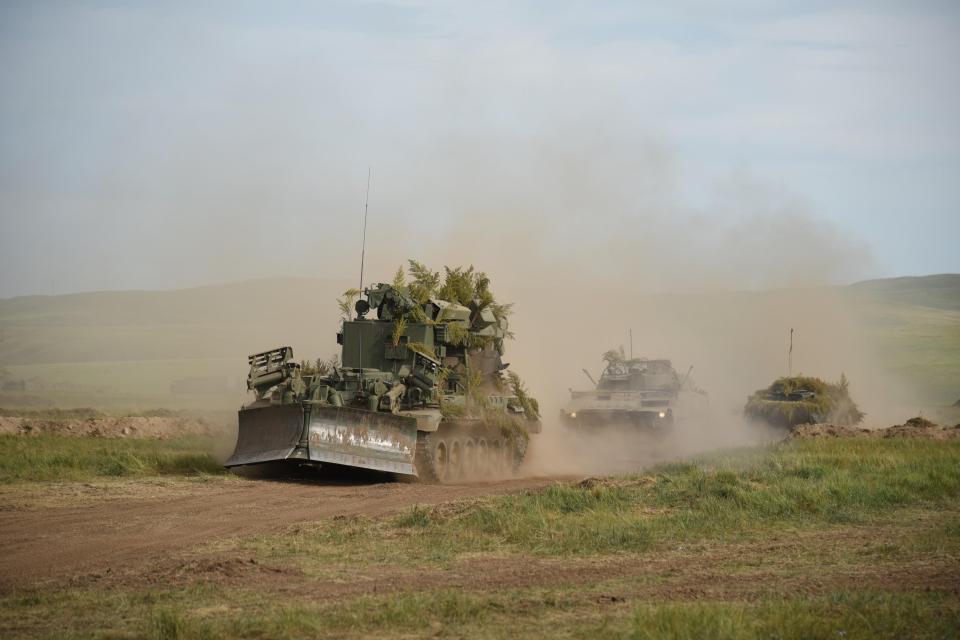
[0,475,565,591]
[65,528,960,604]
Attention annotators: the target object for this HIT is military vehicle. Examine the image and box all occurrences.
[225,264,540,482]
[744,375,864,429]
[561,349,707,430]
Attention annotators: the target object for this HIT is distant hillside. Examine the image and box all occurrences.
[0,274,957,411]
[0,277,351,409]
[0,276,349,329]
[846,274,959,407]
[0,277,351,364]
[850,274,960,311]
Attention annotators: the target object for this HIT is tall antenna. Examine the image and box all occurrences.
[359,167,371,292]
[629,328,633,360]
[788,328,794,376]
[357,167,372,381]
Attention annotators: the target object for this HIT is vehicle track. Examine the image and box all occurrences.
[0,474,565,590]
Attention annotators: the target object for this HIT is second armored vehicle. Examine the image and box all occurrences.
[561,349,708,430]
[225,263,541,482]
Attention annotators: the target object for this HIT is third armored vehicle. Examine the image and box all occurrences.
[561,349,707,430]
[225,263,540,482]
[743,375,864,429]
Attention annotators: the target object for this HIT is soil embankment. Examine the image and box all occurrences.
[790,416,960,440]
[0,414,220,438]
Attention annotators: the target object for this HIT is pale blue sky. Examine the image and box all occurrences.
[0,1,957,297]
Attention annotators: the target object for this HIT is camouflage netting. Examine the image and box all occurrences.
[338,261,514,354]
[347,260,539,430]
[744,375,865,429]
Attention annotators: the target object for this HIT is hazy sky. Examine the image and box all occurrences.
[1,1,957,298]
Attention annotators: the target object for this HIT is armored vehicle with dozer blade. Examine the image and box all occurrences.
[561,349,707,430]
[225,263,540,482]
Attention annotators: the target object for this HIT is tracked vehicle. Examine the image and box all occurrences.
[226,267,540,482]
[561,350,707,430]
[744,375,864,429]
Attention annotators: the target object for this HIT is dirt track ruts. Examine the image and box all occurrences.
[0,475,564,591]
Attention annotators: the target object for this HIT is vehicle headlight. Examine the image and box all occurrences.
[570,412,577,418]
[658,411,666,418]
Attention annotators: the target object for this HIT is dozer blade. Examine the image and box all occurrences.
[226,404,305,467]
[307,406,418,476]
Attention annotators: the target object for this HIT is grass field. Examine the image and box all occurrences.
[4,586,955,640]
[853,300,960,403]
[0,434,227,483]
[229,438,960,564]
[1,436,957,639]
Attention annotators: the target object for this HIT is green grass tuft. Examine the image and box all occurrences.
[393,504,432,528]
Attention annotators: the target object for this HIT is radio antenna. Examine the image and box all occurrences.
[357,167,371,382]
[359,167,371,292]
[788,327,794,376]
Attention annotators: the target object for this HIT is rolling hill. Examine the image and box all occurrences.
[0,274,957,413]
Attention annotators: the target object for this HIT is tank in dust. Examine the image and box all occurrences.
[561,350,708,430]
[743,375,864,429]
[225,274,541,482]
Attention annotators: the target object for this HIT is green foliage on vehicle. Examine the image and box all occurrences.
[744,374,865,428]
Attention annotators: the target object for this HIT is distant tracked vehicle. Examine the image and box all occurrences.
[744,375,863,429]
[561,350,707,430]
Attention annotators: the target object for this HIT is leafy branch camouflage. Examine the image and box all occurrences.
[744,375,865,428]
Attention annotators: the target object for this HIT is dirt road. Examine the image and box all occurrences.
[0,475,563,591]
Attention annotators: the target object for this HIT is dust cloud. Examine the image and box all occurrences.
[0,4,947,484]
[328,135,908,477]
[509,282,913,477]
[3,104,913,477]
